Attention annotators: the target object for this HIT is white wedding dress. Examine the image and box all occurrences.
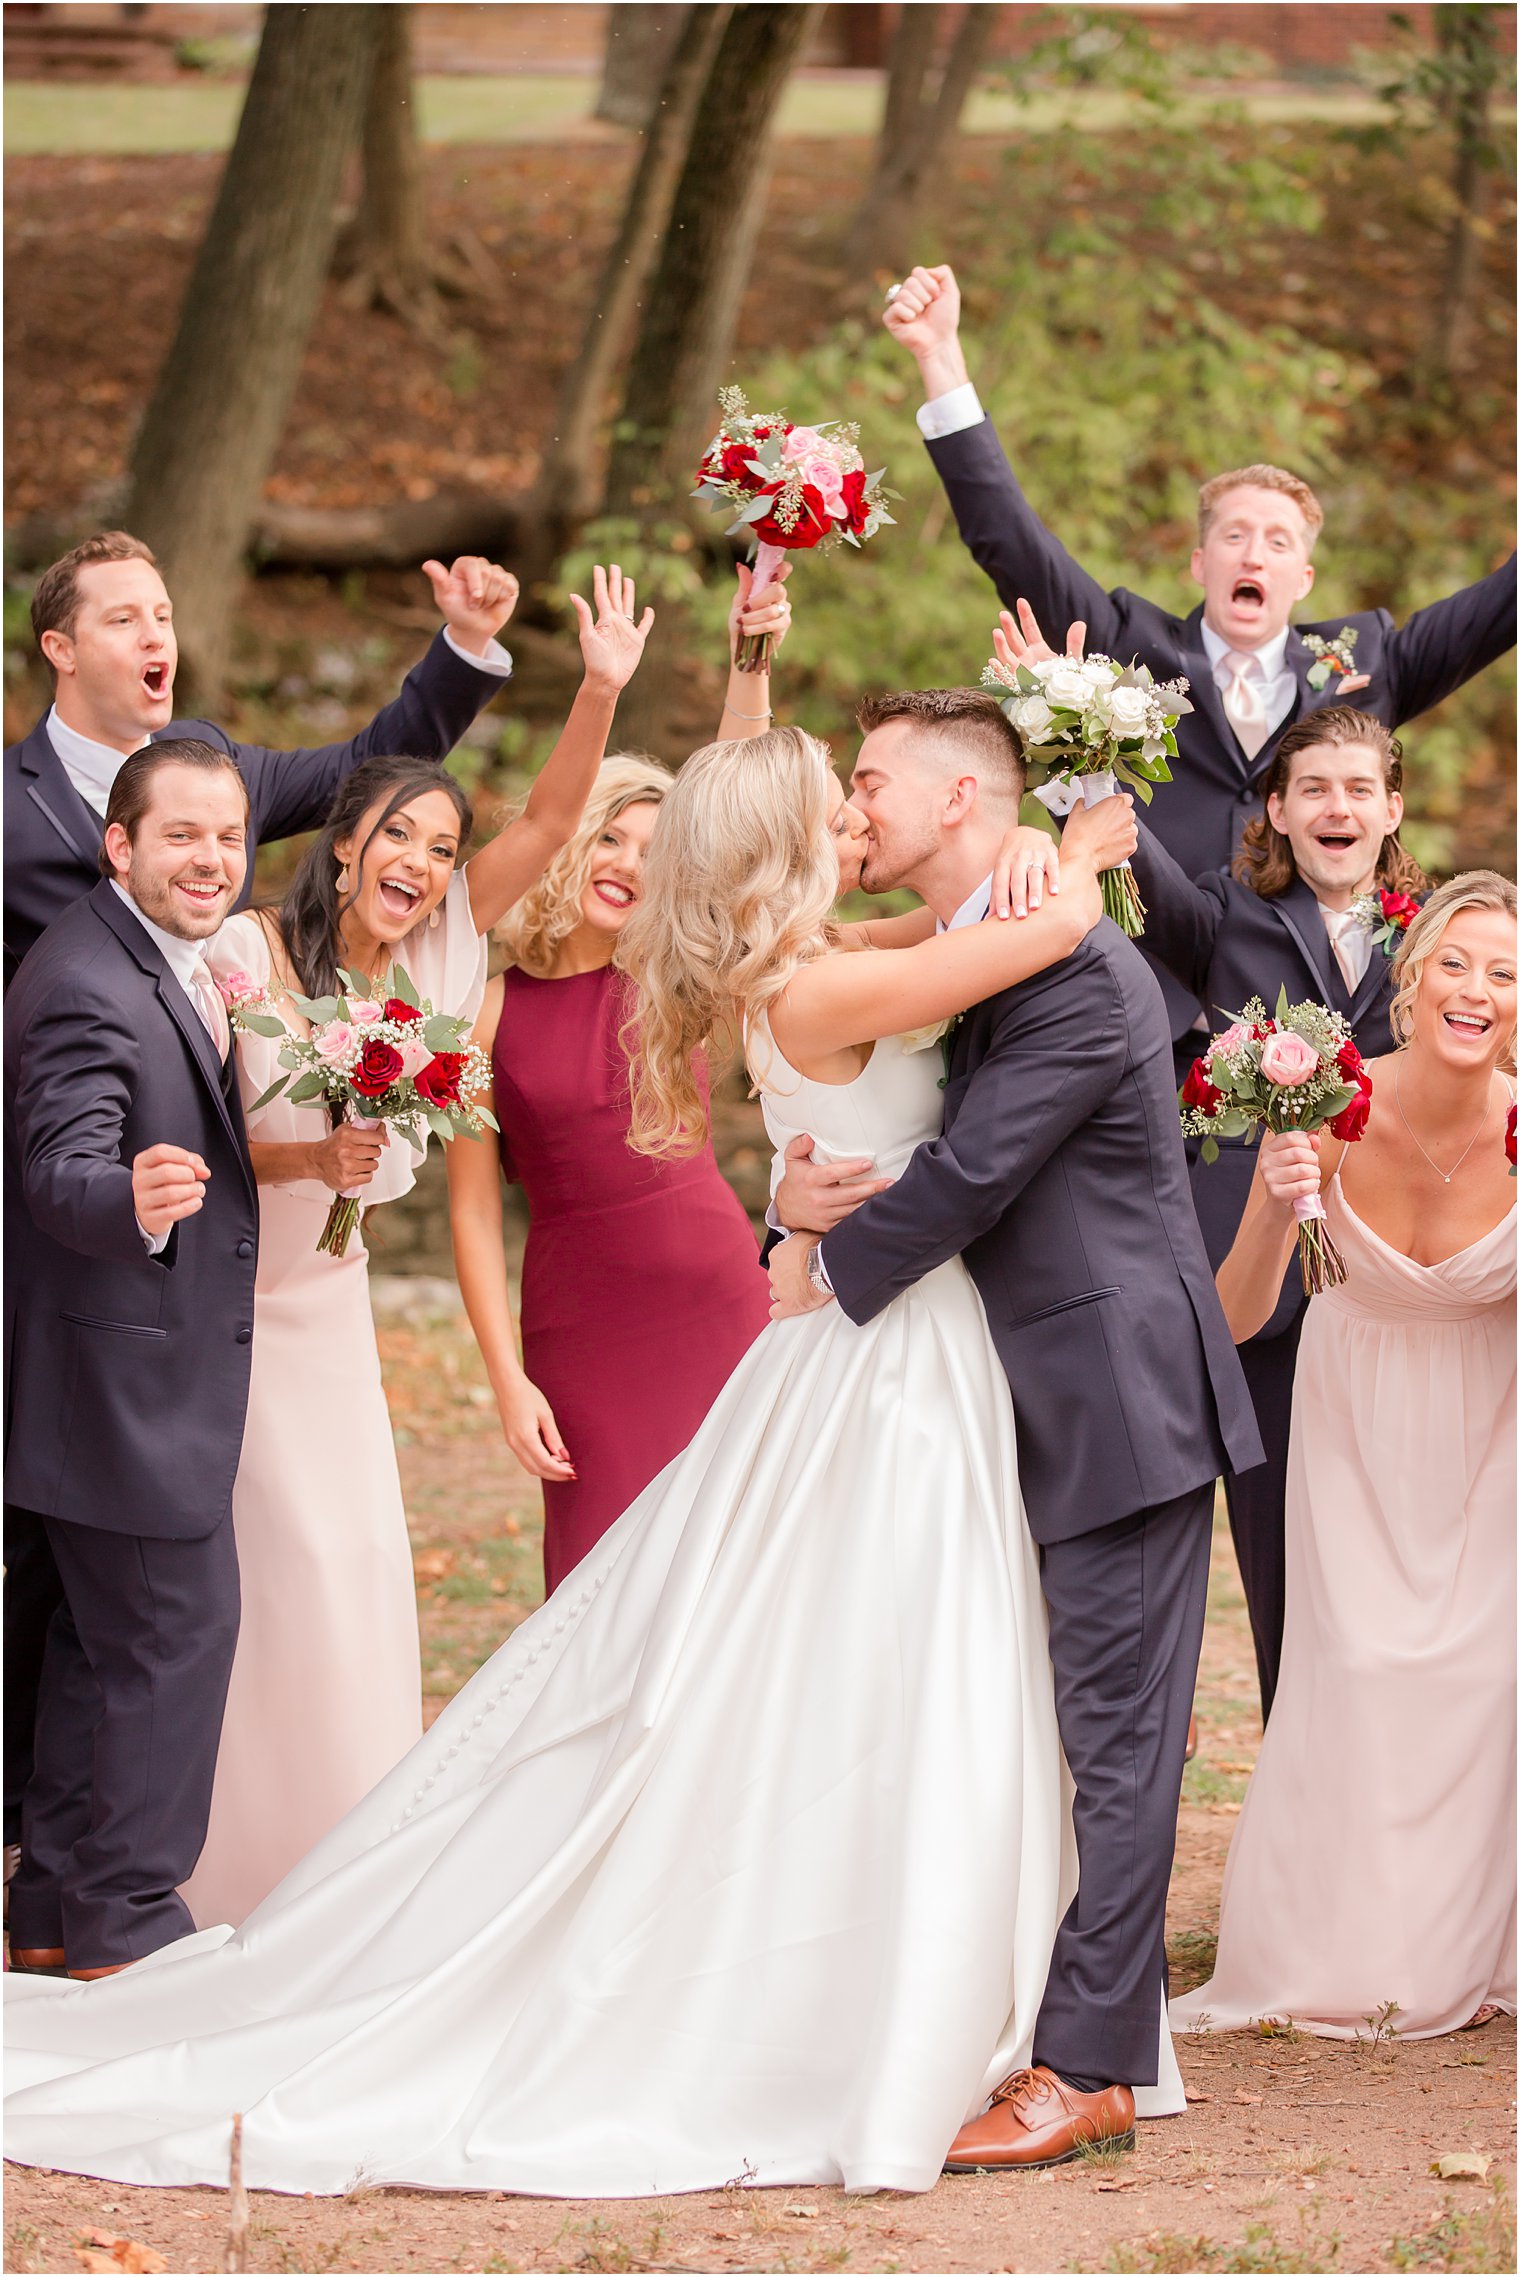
[5,1028,1181,2198]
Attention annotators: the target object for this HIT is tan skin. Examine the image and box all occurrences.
[1217,907,1517,1342]
[445,569,796,1485]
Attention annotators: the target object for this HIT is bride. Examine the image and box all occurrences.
[6,716,1182,2199]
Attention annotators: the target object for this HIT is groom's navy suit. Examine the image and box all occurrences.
[923,412,1516,1043]
[1127,822,1408,1720]
[822,920,1262,2089]
[5,881,258,1966]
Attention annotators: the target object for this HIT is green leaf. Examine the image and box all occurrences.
[423,1015,463,1052]
[237,1012,287,1038]
[287,1070,329,1105]
[387,965,420,1011]
[1200,1136,1220,1165]
[425,1108,456,1142]
[247,1074,291,1114]
[475,1107,501,1134]
[290,993,342,1024]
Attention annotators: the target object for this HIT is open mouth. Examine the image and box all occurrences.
[593,880,634,913]
[1313,831,1359,854]
[376,877,422,922]
[1230,579,1266,611]
[174,877,225,912]
[142,661,170,701]
[1443,1011,1492,1038]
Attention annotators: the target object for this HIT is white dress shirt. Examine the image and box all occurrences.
[45,630,513,817]
[1318,899,1374,991]
[1199,620,1296,745]
[109,880,221,1255]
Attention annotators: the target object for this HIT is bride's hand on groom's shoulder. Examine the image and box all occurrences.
[774,1134,891,1234]
[989,824,1062,921]
[421,555,520,654]
[571,564,656,697]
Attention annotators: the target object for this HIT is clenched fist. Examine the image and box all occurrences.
[422,556,520,655]
[132,1142,210,1239]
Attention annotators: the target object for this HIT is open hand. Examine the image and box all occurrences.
[422,556,520,654]
[993,600,1087,679]
[730,559,792,662]
[774,1133,891,1233]
[132,1142,209,1238]
[883,264,961,358]
[572,564,655,697]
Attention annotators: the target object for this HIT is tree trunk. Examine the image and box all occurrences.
[332,3,442,333]
[595,4,694,130]
[538,4,731,534]
[1429,2,1497,385]
[841,4,997,285]
[122,4,380,696]
[603,1,822,521]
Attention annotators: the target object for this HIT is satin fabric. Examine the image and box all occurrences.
[1173,1174,1516,2040]
[8,1029,1180,2196]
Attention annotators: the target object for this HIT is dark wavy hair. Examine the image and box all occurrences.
[277,756,473,998]
[1234,707,1428,902]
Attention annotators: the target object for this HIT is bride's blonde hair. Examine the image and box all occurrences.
[617,726,839,1159]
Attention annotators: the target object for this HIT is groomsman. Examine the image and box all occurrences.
[881,263,1516,1053]
[6,742,257,1973]
[1083,704,1427,1718]
[3,530,518,1862]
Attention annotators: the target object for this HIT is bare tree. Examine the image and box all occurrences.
[1427,2,1505,385]
[604,2,822,519]
[122,4,381,693]
[842,5,999,285]
[538,5,731,532]
[595,4,694,130]
[332,4,440,332]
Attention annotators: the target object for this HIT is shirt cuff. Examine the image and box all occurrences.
[765,1199,783,1235]
[916,383,985,441]
[443,627,514,678]
[137,1218,170,1257]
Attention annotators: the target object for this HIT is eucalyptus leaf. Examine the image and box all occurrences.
[422,1015,461,1052]
[238,1012,287,1039]
[287,1071,328,1105]
[1200,1136,1220,1165]
[425,1108,456,1143]
[247,1075,291,1114]
[290,993,342,1025]
[388,965,421,1011]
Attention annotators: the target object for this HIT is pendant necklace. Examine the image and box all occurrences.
[1393,1061,1490,1184]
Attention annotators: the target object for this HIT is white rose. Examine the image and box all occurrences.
[1013,693,1055,739]
[1104,684,1151,735]
[1042,663,1094,712]
[1079,657,1116,688]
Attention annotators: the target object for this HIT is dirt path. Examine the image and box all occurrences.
[6,1298,1513,2275]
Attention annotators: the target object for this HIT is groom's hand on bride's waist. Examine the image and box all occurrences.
[768,1234,835,1322]
[774,1134,891,1234]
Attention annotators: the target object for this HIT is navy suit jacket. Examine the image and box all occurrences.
[820,921,1264,1545]
[3,631,503,982]
[924,414,1516,1035]
[1129,820,1408,1340]
[4,883,259,1539]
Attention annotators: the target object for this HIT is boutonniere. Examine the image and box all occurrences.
[900,1013,963,1087]
[1352,888,1421,957]
[1302,625,1359,692]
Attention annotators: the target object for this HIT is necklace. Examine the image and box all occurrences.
[1393,1061,1491,1184]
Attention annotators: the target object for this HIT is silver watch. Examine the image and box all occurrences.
[805,1242,831,1300]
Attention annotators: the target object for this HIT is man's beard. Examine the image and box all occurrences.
[860,822,939,896]
[129,863,225,941]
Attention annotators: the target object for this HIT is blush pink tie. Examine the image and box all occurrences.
[189,957,231,1062]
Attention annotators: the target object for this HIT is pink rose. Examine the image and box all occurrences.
[1259,1029,1321,1087]
[1212,1021,1250,1060]
[802,454,846,513]
[781,425,825,463]
[395,1035,435,1080]
[215,968,258,1008]
[346,997,382,1025]
[313,1020,357,1066]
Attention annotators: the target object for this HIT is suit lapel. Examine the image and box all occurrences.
[1347,938,1392,1028]
[1270,877,1353,1017]
[16,720,109,867]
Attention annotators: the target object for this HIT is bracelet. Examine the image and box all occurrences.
[724,703,773,720]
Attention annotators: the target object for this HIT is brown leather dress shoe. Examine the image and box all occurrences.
[945,2066,1136,2172]
[9,1946,68,1975]
[68,1962,130,1981]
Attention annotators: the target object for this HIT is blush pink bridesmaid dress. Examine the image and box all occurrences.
[1172,1169,1516,2040]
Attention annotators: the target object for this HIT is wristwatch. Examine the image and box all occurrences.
[805,1242,832,1301]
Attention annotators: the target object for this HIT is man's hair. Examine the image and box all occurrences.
[1197,465,1324,551]
[99,738,249,876]
[855,687,1027,805]
[1233,707,1427,902]
[32,532,160,653]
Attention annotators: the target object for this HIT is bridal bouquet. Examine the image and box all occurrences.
[220,966,495,1257]
[1179,989,1371,1294]
[692,387,892,670]
[981,649,1191,936]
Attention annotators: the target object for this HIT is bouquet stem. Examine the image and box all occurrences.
[1293,1191,1347,1296]
[1101,861,1147,938]
[318,1194,362,1257]
[736,540,787,674]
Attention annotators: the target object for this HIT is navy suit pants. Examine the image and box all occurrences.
[7,1510,239,1968]
[1221,1315,1301,1722]
[1032,1483,1213,2089]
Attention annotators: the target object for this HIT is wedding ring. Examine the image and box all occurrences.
[884,282,901,304]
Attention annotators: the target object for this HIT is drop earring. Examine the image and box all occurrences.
[336,867,350,894]
[428,906,441,930]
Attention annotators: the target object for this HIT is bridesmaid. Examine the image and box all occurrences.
[447,569,792,1596]
[184,569,652,1930]
[1173,871,1516,2041]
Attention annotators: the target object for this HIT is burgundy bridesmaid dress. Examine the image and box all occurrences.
[491,964,771,1596]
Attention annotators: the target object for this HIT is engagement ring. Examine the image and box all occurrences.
[884,282,901,303]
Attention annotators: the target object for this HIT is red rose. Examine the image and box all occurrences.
[415,1051,465,1109]
[753,423,772,441]
[1507,1101,1516,1170]
[351,1038,404,1097]
[1251,1021,1273,1040]
[1328,1072,1373,1143]
[1336,1039,1364,1080]
[716,440,755,485]
[1378,890,1420,929]
[840,466,871,537]
[751,482,833,551]
[1180,1057,1222,1115]
[383,997,423,1026]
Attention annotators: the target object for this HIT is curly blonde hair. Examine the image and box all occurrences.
[494,754,674,976]
[616,726,840,1160]
[1389,869,1518,1058]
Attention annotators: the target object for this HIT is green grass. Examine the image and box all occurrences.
[1103,2221,1342,2273]
[1,74,1400,158]
[1387,2184,1517,2273]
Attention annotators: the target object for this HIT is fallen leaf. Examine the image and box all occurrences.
[1183,2089,1214,2104]
[74,2237,169,2275]
[1096,2177,1138,2191]
[413,1548,456,1583]
[784,2205,819,2218]
[1231,2090,1264,2105]
[1432,2151,1491,2181]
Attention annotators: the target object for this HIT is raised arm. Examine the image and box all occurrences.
[1124,812,1227,1001]
[716,562,792,743]
[462,565,653,936]
[445,979,573,1483]
[1386,552,1517,725]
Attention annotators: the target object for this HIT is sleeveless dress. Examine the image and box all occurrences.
[1172,1173,1517,2039]
[491,964,769,1595]
[5,1028,1181,2198]
[179,873,487,1931]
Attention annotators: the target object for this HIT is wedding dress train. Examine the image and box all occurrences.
[6,1029,1181,2197]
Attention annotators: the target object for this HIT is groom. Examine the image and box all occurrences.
[769,689,1263,2167]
